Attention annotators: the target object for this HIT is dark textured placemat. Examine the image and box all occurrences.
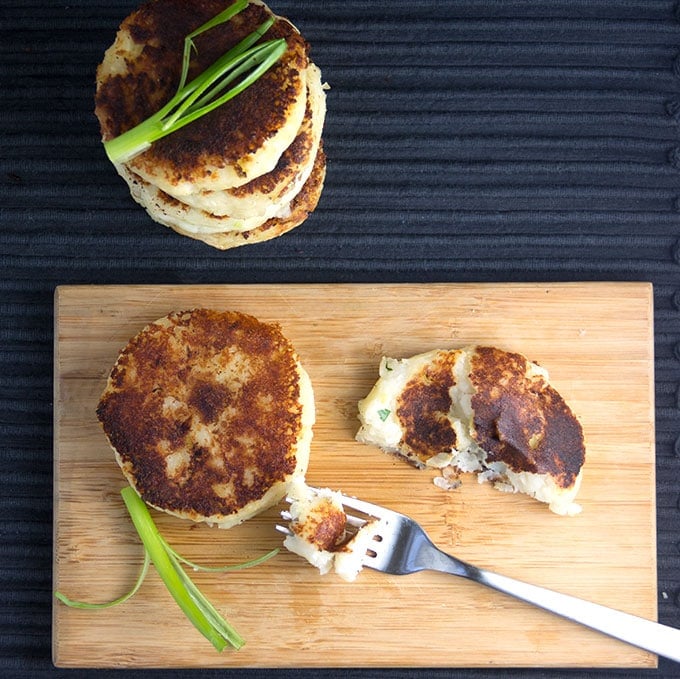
[1,0,679,676]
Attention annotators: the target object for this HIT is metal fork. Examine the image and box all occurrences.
[280,488,680,663]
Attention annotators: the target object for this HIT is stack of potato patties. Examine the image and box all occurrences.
[94,0,326,249]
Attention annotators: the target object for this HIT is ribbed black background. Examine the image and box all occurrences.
[2,0,680,677]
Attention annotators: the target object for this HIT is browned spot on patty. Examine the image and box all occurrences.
[469,346,585,488]
[228,93,315,198]
[292,497,346,551]
[396,350,460,464]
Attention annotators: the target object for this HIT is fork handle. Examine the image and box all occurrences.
[433,551,680,663]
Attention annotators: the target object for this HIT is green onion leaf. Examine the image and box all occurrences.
[103,3,286,165]
[378,408,391,422]
[162,38,287,131]
[54,551,150,610]
[177,0,249,94]
[160,535,279,573]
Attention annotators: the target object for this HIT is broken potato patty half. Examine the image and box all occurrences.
[356,345,586,516]
[96,308,315,528]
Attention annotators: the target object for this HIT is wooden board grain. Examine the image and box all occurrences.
[52,282,657,669]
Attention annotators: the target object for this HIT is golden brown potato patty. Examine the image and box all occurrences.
[97,308,314,527]
[95,0,309,193]
[94,0,326,248]
[395,349,462,465]
[357,345,586,514]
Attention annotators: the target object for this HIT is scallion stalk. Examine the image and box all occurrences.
[103,1,286,165]
[119,486,243,651]
[55,486,279,652]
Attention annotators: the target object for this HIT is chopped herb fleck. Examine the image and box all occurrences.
[378,408,391,422]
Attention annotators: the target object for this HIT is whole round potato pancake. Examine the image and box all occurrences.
[95,0,309,195]
[356,345,585,515]
[96,308,315,528]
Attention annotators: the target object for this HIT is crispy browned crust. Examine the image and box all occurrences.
[96,308,306,520]
[291,497,346,551]
[468,346,585,488]
[395,350,461,465]
[176,143,326,249]
[228,88,316,199]
[95,0,309,182]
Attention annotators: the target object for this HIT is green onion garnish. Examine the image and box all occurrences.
[54,552,150,610]
[176,0,250,94]
[103,1,286,165]
[378,408,391,422]
[54,486,279,652]
[120,486,245,651]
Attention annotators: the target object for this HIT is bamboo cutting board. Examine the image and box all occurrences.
[53,282,657,669]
